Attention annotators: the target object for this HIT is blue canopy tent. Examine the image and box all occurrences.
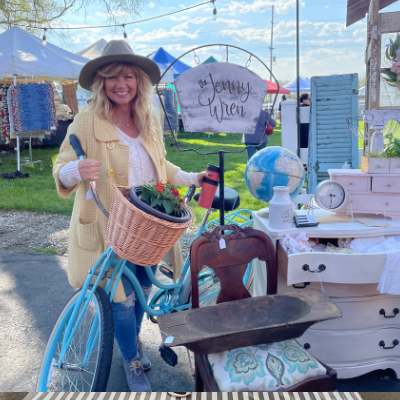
[147,47,191,116]
[283,76,311,93]
[147,47,191,80]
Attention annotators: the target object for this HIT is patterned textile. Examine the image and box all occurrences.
[23,392,363,400]
[2,85,10,137]
[11,83,57,132]
[207,339,327,392]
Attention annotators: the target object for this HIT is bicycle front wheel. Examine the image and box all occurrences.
[36,286,114,392]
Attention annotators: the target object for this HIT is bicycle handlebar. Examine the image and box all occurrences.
[184,184,196,204]
[69,134,109,218]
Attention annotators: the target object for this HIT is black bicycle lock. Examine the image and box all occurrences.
[69,134,86,158]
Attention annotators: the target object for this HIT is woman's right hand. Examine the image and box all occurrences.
[78,159,102,181]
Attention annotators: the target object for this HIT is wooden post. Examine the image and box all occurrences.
[365,0,380,151]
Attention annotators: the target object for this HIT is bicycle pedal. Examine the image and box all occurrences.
[159,265,174,280]
[159,345,178,367]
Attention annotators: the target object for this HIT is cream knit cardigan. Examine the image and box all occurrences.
[53,109,182,302]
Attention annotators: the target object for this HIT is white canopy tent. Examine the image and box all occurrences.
[76,38,107,60]
[0,26,88,81]
[0,26,88,170]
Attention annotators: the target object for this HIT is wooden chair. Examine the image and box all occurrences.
[190,224,337,392]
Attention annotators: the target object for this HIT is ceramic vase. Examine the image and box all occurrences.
[269,186,294,229]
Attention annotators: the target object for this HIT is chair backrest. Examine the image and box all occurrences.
[190,224,277,309]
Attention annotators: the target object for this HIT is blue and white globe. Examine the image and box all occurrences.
[245,146,305,203]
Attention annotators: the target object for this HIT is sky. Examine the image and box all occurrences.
[47,0,400,83]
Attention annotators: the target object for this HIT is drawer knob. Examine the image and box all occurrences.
[379,308,399,318]
[386,202,389,205]
[377,164,383,168]
[304,343,311,350]
[293,282,311,289]
[379,339,399,350]
[388,184,392,187]
[302,264,326,273]
[349,182,353,185]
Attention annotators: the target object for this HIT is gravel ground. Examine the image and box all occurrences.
[0,209,197,260]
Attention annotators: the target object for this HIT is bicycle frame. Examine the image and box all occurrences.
[50,206,253,377]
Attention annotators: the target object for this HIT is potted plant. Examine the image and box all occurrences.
[361,134,400,173]
[129,180,192,223]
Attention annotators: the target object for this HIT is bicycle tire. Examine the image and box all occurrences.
[36,286,114,392]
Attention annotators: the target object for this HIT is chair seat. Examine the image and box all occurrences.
[207,339,326,392]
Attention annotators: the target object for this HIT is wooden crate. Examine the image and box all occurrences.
[361,156,390,173]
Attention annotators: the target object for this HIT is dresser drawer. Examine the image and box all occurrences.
[333,176,370,193]
[349,194,400,214]
[372,176,400,194]
[297,328,400,363]
[277,241,387,286]
[314,295,400,331]
[390,158,400,173]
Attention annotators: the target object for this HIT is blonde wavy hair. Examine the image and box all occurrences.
[87,62,159,140]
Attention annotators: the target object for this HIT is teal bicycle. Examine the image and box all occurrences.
[36,135,254,392]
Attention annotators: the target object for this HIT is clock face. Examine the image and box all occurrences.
[315,180,346,210]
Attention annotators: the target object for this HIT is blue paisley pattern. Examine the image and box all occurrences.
[208,339,326,392]
[266,353,284,387]
[224,349,266,385]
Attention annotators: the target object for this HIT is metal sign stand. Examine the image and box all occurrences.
[157,44,279,226]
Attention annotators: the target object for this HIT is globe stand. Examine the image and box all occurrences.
[157,44,280,226]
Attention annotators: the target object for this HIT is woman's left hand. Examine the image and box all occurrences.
[197,171,211,187]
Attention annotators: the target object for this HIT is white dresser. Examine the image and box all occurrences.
[252,209,400,379]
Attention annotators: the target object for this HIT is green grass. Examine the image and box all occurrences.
[34,246,59,254]
[0,126,282,222]
[357,121,400,148]
[167,128,282,222]
[0,147,75,214]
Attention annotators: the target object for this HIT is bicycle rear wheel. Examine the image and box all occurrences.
[36,286,114,392]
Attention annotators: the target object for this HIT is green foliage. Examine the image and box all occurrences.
[382,133,400,159]
[140,181,184,216]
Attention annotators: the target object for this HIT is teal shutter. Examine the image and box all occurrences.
[307,73,359,193]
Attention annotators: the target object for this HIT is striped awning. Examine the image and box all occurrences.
[25,392,363,400]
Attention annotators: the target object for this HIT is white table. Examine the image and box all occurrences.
[252,209,400,379]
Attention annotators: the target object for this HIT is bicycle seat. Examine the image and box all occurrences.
[193,186,240,212]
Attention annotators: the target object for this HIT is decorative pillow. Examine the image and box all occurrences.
[207,339,327,392]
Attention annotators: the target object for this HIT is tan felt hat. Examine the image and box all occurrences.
[79,40,161,90]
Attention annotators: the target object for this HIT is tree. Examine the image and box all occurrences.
[0,0,147,30]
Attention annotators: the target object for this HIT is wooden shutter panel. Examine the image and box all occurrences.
[307,73,359,193]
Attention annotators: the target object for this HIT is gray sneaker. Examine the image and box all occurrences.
[123,355,151,392]
[138,338,151,370]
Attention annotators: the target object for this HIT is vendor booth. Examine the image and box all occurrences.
[0,26,87,170]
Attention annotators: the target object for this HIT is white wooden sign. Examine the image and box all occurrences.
[174,63,268,134]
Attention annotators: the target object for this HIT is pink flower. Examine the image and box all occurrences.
[391,61,400,73]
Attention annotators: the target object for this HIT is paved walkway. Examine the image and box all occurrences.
[1,249,400,393]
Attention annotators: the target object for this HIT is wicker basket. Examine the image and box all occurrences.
[106,185,195,266]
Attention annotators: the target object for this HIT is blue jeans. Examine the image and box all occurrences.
[111,261,157,360]
[245,143,267,161]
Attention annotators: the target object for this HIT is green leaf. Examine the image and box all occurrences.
[163,199,174,215]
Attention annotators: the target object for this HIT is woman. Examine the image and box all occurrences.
[242,108,276,161]
[53,40,207,392]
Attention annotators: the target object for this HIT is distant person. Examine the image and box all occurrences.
[278,94,287,111]
[299,92,310,148]
[242,108,276,161]
[300,92,310,106]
